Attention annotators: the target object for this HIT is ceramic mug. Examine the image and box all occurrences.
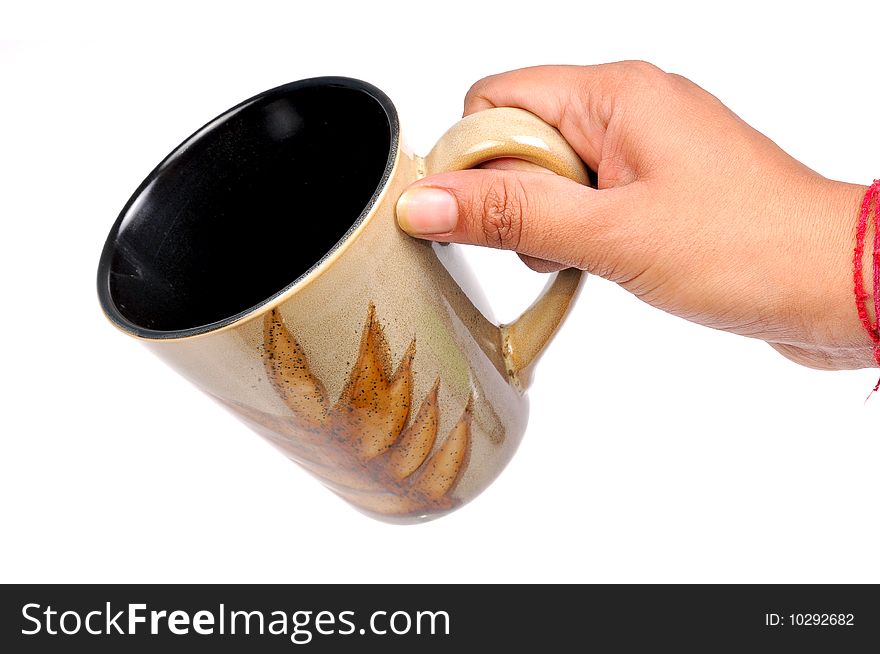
[97,77,588,523]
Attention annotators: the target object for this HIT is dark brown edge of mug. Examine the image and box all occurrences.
[96,76,400,340]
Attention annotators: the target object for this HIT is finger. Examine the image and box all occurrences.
[477,157,556,175]
[464,65,589,117]
[480,160,571,273]
[463,61,666,171]
[517,253,567,273]
[396,168,639,273]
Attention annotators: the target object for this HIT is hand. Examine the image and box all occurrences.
[395,62,873,370]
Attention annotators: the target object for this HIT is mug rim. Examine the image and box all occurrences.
[96,76,400,341]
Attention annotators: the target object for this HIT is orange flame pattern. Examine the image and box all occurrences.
[226,304,472,517]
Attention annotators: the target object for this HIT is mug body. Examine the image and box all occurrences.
[97,78,528,522]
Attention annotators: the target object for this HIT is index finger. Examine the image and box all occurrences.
[463,62,661,172]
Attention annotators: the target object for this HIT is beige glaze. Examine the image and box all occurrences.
[114,105,588,523]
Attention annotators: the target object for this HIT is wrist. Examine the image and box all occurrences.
[799,179,875,368]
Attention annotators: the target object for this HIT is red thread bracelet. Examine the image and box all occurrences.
[853,179,880,393]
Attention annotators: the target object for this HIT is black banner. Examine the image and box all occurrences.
[1,584,877,652]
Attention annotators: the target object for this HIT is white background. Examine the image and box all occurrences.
[2,1,878,583]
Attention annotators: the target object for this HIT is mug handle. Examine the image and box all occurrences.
[422,107,591,389]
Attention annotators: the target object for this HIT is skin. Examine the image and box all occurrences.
[396,62,876,371]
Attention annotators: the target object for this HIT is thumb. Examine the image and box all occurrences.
[395,168,631,272]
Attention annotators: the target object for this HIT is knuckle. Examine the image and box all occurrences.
[618,60,671,95]
[625,60,664,78]
[665,72,699,97]
[464,75,496,107]
[610,61,680,115]
[479,176,527,250]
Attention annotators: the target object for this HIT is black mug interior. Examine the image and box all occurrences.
[97,77,397,337]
